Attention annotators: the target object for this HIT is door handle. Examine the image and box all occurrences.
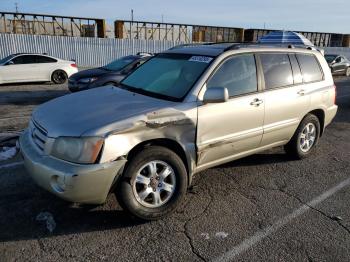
[297,89,306,96]
[250,98,263,106]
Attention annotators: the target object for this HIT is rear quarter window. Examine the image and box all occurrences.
[296,54,323,83]
[260,53,293,90]
[36,56,57,63]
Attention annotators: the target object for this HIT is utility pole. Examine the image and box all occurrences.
[131,9,134,22]
[15,2,19,13]
[161,14,164,23]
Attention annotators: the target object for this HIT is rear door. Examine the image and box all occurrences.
[260,53,311,146]
[197,53,265,168]
[35,55,58,80]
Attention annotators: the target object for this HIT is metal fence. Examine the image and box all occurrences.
[324,47,350,60]
[0,33,184,67]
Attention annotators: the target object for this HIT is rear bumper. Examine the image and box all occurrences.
[325,105,338,127]
[19,130,126,204]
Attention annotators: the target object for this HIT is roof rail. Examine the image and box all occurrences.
[168,42,214,50]
[223,43,318,51]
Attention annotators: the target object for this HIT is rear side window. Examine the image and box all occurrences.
[36,56,57,63]
[207,54,258,97]
[260,53,293,89]
[296,54,323,83]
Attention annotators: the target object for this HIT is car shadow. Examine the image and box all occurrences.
[217,149,294,169]
[0,190,146,243]
[0,90,69,105]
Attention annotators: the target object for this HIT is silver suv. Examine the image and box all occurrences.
[20,43,338,220]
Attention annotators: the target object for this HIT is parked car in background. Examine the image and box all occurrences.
[68,52,153,92]
[0,53,78,84]
[20,43,337,220]
[325,54,350,76]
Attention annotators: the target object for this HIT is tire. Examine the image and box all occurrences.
[345,67,350,77]
[116,146,188,220]
[51,70,68,84]
[284,114,320,159]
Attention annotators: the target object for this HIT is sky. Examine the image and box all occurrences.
[0,0,349,33]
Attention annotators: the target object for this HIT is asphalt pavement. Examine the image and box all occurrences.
[0,78,350,261]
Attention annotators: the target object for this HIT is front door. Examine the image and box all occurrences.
[196,54,264,169]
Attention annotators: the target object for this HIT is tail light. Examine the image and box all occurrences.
[333,84,337,104]
[70,63,77,68]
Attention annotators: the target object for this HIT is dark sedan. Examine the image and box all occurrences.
[325,54,350,76]
[68,53,152,92]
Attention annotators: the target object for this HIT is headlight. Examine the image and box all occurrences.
[79,77,98,84]
[51,137,104,164]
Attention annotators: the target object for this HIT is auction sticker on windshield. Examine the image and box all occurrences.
[189,56,213,63]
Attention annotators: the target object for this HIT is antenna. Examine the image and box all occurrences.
[131,9,134,23]
[15,2,19,13]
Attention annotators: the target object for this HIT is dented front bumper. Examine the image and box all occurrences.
[19,130,126,204]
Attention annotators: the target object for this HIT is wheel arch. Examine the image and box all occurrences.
[126,138,191,185]
[51,69,68,81]
[307,109,325,136]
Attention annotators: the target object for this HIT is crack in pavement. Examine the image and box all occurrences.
[182,188,214,262]
[255,180,350,237]
[280,189,350,236]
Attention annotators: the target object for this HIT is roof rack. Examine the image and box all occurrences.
[223,42,318,51]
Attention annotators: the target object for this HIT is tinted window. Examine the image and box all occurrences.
[103,56,137,71]
[296,54,323,83]
[289,54,303,85]
[207,54,257,97]
[325,55,337,63]
[260,53,293,89]
[12,55,38,65]
[36,56,57,63]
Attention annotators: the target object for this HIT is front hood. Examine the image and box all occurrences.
[70,68,117,80]
[32,86,174,137]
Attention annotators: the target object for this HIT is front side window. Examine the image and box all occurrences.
[260,53,293,89]
[296,54,323,83]
[12,55,38,65]
[207,54,258,97]
[121,53,212,101]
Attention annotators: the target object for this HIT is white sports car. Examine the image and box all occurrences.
[0,53,78,84]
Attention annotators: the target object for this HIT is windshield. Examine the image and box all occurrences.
[103,56,137,71]
[325,55,337,63]
[0,54,15,65]
[121,53,213,101]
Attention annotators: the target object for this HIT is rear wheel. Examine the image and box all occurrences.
[284,114,320,159]
[116,146,188,220]
[51,70,67,84]
[345,67,350,77]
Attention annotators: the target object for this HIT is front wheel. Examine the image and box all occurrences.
[284,114,320,159]
[51,70,68,84]
[116,146,188,220]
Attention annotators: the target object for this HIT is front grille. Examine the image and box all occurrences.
[30,119,48,152]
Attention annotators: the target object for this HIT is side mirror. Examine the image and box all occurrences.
[6,60,14,66]
[203,87,229,104]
